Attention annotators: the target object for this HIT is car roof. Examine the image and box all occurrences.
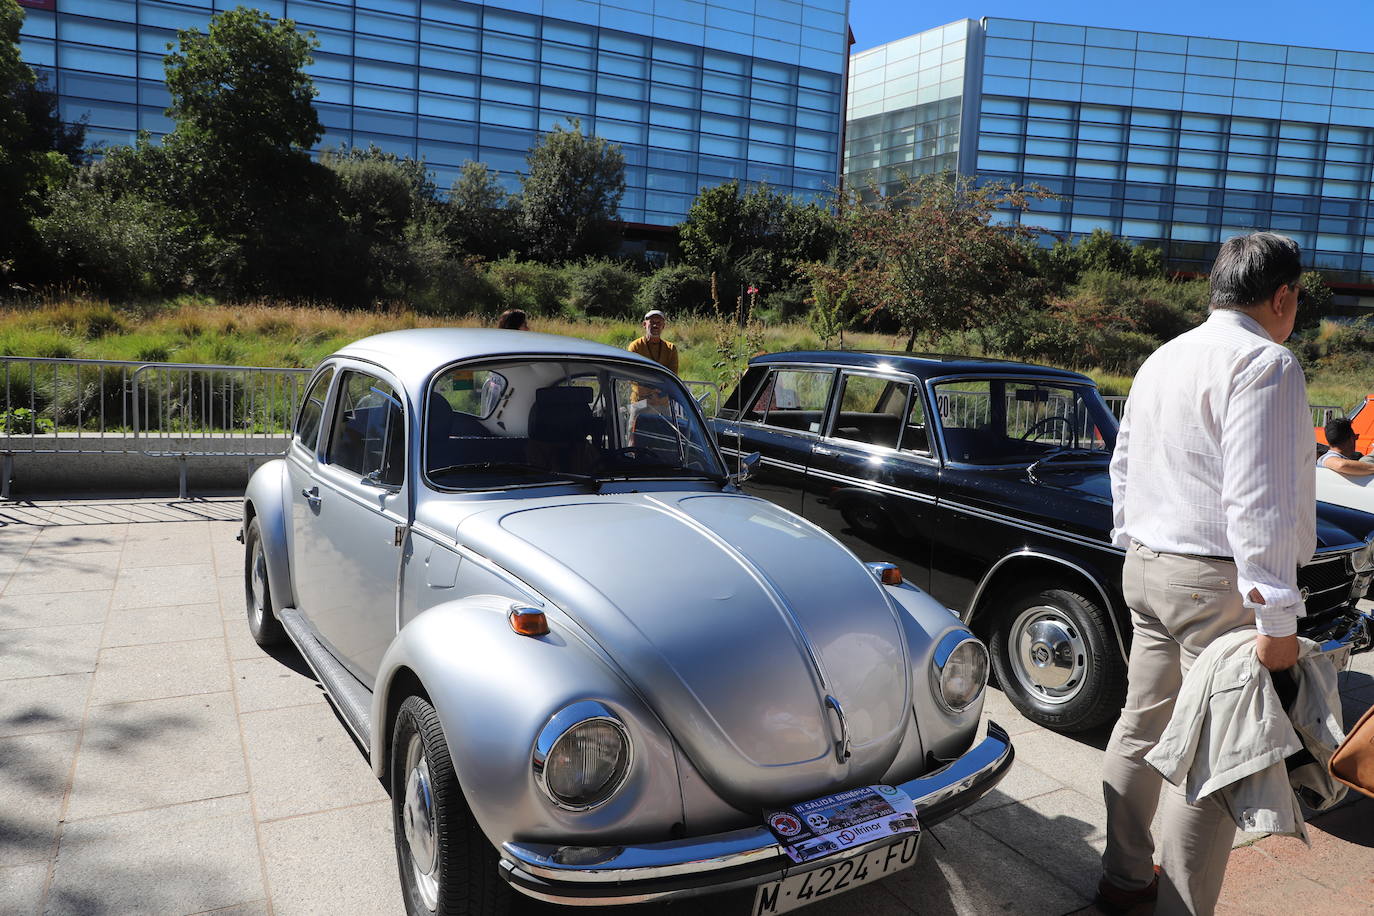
[751,350,1095,384]
[329,328,663,397]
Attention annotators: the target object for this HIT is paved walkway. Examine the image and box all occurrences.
[1,496,1372,915]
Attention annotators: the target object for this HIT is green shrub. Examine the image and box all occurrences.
[635,263,712,318]
[484,256,567,316]
[411,257,501,316]
[563,259,642,318]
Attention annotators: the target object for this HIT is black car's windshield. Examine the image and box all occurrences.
[932,378,1118,465]
[425,357,724,489]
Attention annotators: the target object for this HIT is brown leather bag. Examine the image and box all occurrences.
[1330,702,1374,799]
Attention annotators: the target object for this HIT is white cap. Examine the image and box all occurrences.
[643,309,666,321]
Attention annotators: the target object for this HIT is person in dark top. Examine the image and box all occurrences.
[497,309,529,331]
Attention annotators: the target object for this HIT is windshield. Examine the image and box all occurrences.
[932,378,1118,465]
[425,357,724,489]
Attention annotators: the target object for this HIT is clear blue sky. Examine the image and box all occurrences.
[848,0,1374,55]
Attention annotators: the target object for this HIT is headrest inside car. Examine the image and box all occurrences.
[529,385,594,443]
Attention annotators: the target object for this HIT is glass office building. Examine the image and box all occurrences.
[847,18,1374,285]
[15,0,850,228]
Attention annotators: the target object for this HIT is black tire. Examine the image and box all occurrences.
[391,695,512,916]
[243,516,286,648]
[988,581,1125,733]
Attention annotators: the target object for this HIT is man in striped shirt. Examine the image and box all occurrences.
[1099,232,1312,914]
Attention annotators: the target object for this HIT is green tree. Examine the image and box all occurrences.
[1034,227,1164,293]
[840,171,1050,352]
[0,0,78,281]
[679,180,838,301]
[163,6,321,156]
[1297,270,1334,333]
[519,118,625,262]
[157,6,339,297]
[446,161,520,260]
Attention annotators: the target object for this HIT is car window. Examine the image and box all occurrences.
[425,358,724,489]
[901,390,930,454]
[434,368,508,420]
[831,374,907,450]
[719,365,768,420]
[293,366,334,452]
[327,370,406,486]
[744,369,833,433]
[934,379,1113,463]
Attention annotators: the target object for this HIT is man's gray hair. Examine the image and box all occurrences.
[1209,232,1303,310]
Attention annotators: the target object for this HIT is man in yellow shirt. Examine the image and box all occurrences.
[626,310,679,449]
[627,310,678,375]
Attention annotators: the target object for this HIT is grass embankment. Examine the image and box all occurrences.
[0,298,1367,411]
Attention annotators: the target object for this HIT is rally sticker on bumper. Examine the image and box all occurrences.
[764,785,919,863]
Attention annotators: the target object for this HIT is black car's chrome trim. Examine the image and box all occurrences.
[937,497,1127,556]
[967,549,1129,661]
[497,722,1012,904]
[803,465,939,505]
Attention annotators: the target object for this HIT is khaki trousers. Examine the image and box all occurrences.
[1102,542,1254,915]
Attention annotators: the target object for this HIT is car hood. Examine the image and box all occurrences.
[448,491,912,808]
[1023,464,1374,551]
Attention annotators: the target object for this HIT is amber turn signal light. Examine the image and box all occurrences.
[864,562,903,586]
[509,607,550,637]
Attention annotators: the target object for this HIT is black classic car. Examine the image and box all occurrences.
[712,350,1374,732]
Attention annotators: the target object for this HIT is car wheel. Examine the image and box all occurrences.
[392,695,512,916]
[243,517,286,647]
[988,582,1125,733]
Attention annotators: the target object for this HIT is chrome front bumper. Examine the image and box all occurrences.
[498,720,1014,907]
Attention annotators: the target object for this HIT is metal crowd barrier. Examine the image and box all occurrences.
[0,356,724,499]
[0,357,311,498]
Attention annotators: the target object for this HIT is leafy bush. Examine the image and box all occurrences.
[1,408,53,434]
[563,259,642,318]
[35,184,198,299]
[411,256,501,316]
[635,263,712,317]
[484,256,567,316]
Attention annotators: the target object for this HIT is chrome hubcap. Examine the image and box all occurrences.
[1011,604,1087,704]
[403,734,440,910]
[249,540,268,625]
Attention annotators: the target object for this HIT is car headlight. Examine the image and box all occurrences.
[533,701,632,811]
[931,631,989,713]
[1353,538,1374,575]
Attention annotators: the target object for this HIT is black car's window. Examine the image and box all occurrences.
[744,369,833,433]
[934,379,1113,463]
[719,365,768,420]
[901,391,930,454]
[293,366,334,452]
[831,373,907,450]
[327,371,406,486]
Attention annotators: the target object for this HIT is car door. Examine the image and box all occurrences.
[290,364,409,687]
[715,365,836,514]
[801,371,938,592]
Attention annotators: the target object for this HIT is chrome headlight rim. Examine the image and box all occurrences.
[930,630,989,714]
[532,700,633,812]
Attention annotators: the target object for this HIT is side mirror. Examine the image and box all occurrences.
[730,451,761,487]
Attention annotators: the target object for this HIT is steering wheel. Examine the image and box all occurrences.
[606,446,653,464]
[1020,415,1073,441]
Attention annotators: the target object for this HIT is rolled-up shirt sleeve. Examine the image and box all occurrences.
[1219,352,1315,637]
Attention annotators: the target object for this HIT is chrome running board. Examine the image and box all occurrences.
[278,607,373,752]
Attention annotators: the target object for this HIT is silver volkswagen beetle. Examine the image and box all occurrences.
[241,329,1012,915]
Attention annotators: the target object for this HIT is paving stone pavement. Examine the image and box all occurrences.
[1,496,1372,916]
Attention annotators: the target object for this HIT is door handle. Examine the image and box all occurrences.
[300,486,321,506]
[813,446,837,457]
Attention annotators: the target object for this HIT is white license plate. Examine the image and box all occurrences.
[751,833,921,915]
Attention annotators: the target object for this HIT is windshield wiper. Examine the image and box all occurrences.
[428,461,601,491]
[600,461,728,485]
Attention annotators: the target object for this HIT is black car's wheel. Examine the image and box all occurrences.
[392,695,512,916]
[243,517,286,648]
[988,582,1125,733]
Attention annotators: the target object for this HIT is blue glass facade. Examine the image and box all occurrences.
[848,18,1374,284]
[17,0,850,228]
